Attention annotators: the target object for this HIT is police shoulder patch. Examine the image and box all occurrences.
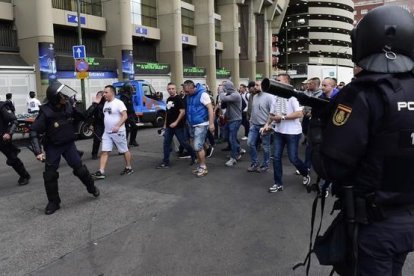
[332,104,352,126]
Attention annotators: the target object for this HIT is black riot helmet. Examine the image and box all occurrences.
[122,82,134,96]
[351,5,414,73]
[46,81,77,105]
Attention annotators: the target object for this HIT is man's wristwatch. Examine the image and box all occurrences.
[281,116,286,120]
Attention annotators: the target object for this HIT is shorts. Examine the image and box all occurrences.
[190,125,208,152]
[101,130,129,153]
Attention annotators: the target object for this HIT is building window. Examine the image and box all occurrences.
[0,20,18,52]
[133,38,157,62]
[181,8,194,35]
[215,19,221,42]
[182,0,193,4]
[182,45,194,66]
[131,0,157,28]
[54,27,103,57]
[52,0,102,17]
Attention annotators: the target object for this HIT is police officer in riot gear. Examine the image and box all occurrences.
[315,6,414,275]
[30,81,100,215]
[0,100,30,185]
[119,83,138,147]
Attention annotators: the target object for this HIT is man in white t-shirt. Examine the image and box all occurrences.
[92,85,133,179]
[264,73,311,193]
[26,91,41,113]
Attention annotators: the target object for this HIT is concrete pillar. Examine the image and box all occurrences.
[14,0,54,95]
[194,0,216,92]
[239,2,256,81]
[256,14,271,78]
[157,0,183,86]
[103,0,133,80]
[217,0,240,86]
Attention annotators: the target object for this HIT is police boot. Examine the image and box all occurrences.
[73,164,100,198]
[43,169,61,215]
[7,158,31,186]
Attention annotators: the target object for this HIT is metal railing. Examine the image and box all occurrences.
[52,0,102,17]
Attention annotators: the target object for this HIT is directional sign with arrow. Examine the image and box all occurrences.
[72,45,86,59]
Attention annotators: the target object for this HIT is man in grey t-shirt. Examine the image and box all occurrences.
[246,80,275,173]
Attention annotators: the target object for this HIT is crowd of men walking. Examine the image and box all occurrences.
[0,75,345,215]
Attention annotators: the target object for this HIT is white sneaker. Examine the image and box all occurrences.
[240,148,247,154]
[241,136,248,141]
[225,158,237,167]
[303,174,311,186]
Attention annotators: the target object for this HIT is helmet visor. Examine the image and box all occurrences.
[56,83,77,99]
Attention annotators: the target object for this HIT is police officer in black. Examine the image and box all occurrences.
[30,81,100,215]
[0,100,30,185]
[88,91,105,160]
[316,6,414,275]
[119,83,138,147]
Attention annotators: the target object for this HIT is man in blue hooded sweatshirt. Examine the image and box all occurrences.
[183,80,215,177]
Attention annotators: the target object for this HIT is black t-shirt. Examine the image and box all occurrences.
[166,95,185,128]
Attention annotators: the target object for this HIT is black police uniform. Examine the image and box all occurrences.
[119,85,138,146]
[30,83,99,215]
[315,6,414,275]
[0,101,30,185]
[87,98,105,159]
[320,72,414,275]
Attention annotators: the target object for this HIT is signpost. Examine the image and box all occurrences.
[72,45,86,59]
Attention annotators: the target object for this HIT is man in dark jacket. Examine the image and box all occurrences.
[119,83,138,147]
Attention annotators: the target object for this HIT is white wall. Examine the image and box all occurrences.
[307,65,354,85]
[0,71,37,114]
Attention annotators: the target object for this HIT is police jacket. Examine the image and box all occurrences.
[86,100,105,128]
[319,71,414,208]
[186,84,209,126]
[119,93,136,118]
[0,101,18,137]
[30,102,93,155]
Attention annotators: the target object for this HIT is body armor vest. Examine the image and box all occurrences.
[41,102,76,145]
[360,74,414,194]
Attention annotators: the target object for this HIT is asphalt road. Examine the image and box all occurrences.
[0,127,413,276]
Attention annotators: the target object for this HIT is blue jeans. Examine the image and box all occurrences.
[190,125,209,152]
[228,120,241,159]
[247,124,271,167]
[273,132,308,186]
[163,127,195,164]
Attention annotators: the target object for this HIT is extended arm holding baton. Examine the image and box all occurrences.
[261,78,329,109]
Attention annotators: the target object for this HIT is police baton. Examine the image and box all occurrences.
[261,78,329,109]
[343,185,358,276]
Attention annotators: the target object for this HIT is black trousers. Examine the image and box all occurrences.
[43,142,94,203]
[126,117,138,144]
[91,123,104,156]
[0,141,28,178]
[241,112,250,137]
[357,209,414,276]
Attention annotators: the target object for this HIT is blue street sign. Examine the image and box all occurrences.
[67,14,86,25]
[182,36,189,43]
[72,45,86,59]
[136,27,148,35]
